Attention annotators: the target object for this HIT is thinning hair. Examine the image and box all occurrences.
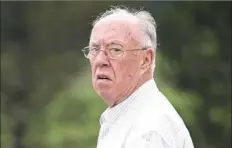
[92,6,157,51]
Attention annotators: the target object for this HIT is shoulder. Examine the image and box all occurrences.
[136,90,183,124]
[130,91,193,147]
[137,90,189,133]
[126,110,193,148]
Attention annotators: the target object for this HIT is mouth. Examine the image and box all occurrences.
[96,74,112,81]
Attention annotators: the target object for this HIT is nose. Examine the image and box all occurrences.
[93,50,110,67]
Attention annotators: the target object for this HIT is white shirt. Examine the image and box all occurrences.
[97,79,194,148]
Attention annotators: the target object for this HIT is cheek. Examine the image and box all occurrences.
[113,60,137,82]
[111,62,125,82]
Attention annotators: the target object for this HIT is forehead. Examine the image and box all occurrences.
[89,17,141,47]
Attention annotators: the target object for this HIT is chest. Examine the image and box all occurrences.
[97,113,135,148]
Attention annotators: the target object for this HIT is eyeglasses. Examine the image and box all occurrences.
[81,46,147,60]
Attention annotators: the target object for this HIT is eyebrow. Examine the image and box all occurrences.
[89,42,100,47]
[106,42,123,48]
[89,40,124,48]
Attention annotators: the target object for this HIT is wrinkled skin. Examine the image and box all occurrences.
[89,15,154,107]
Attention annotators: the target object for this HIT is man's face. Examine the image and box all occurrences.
[89,18,144,106]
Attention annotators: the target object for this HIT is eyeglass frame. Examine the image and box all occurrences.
[81,46,148,60]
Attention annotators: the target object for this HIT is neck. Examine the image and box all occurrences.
[110,72,153,107]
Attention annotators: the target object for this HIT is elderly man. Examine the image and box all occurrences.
[82,6,194,148]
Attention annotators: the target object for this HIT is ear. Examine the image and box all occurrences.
[140,48,155,71]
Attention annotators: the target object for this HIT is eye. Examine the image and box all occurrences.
[110,48,122,52]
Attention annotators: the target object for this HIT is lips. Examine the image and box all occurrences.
[96,74,112,81]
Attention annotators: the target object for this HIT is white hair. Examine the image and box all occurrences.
[92,6,157,51]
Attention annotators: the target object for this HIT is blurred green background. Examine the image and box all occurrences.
[1,1,231,148]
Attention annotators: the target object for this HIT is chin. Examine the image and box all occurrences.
[94,80,112,91]
[97,89,110,98]
[97,90,115,105]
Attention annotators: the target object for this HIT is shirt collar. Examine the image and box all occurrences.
[100,78,159,126]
